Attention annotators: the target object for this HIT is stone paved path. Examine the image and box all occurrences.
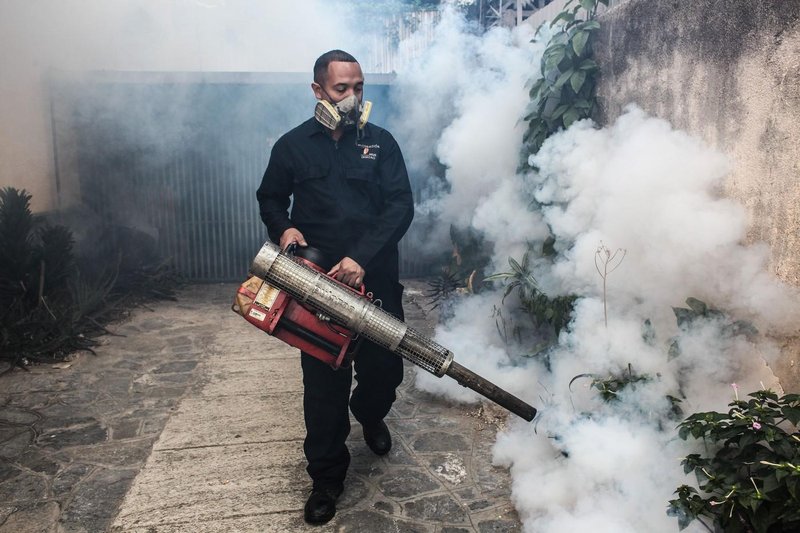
[1,282,521,532]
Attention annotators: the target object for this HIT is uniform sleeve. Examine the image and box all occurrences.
[347,133,414,269]
[256,138,294,244]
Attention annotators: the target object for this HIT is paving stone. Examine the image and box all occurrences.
[337,475,369,510]
[0,471,47,503]
[52,388,101,405]
[387,398,417,418]
[14,449,61,476]
[111,419,141,440]
[335,510,433,533]
[56,438,156,468]
[0,429,35,458]
[383,441,419,466]
[429,453,469,485]
[59,468,137,533]
[455,486,479,501]
[352,462,385,479]
[412,431,471,453]
[477,519,521,533]
[113,360,145,371]
[0,405,40,425]
[469,500,493,511]
[378,469,442,499]
[139,318,168,331]
[151,372,194,385]
[442,528,472,533]
[153,361,198,374]
[0,463,18,482]
[35,413,98,433]
[141,416,169,435]
[130,384,187,398]
[52,463,94,498]
[164,335,193,347]
[0,501,60,533]
[36,421,107,449]
[372,499,396,514]
[403,493,468,523]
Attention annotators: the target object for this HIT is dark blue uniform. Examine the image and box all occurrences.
[256,117,414,490]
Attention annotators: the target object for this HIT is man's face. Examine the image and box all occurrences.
[312,61,364,105]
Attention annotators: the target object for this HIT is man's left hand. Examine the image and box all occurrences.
[328,257,365,288]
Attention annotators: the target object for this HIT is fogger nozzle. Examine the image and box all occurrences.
[250,241,536,422]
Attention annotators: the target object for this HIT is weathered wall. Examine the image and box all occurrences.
[595,0,800,283]
[592,0,800,388]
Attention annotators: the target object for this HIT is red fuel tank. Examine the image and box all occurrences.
[233,256,367,369]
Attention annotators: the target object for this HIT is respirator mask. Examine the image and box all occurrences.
[314,94,372,132]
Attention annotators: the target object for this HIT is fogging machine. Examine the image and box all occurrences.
[232,241,536,422]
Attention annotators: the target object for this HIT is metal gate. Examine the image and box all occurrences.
[52,72,434,281]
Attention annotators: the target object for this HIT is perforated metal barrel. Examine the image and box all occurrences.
[250,242,453,376]
[249,241,536,421]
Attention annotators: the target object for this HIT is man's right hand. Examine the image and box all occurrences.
[279,228,307,250]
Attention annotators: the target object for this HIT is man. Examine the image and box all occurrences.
[256,50,414,525]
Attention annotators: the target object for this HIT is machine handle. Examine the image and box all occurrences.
[445,361,537,421]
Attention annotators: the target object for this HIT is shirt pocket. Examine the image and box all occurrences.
[295,164,329,184]
[292,163,336,218]
[342,167,381,217]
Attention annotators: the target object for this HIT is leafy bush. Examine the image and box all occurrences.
[521,0,608,165]
[0,187,181,371]
[485,250,576,339]
[668,389,800,532]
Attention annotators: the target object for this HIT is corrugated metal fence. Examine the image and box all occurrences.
[54,72,434,282]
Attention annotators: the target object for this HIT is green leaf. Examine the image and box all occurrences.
[551,104,569,120]
[580,20,601,31]
[508,257,524,275]
[579,59,599,71]
[782,406,800,425]
[529,78,545,99]
[562,107,580,128]
[579,0,595,12]
[554,68,575,88]
[685,297,708,314]
[570,70,587,93]
[551,31,570,46]
[545,51,566,72]
[551,11,575,26]
[572,30,590,57]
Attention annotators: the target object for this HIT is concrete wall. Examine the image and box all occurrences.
[591,0,800,389]
[594,0,800,285]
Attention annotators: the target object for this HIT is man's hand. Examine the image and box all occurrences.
[279,228,307,250]
[328,257,365,288]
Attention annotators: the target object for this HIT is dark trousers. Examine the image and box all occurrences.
[300,276,404,489]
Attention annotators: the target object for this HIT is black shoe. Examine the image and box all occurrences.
[362,420,392,456]
[303,486,343,525]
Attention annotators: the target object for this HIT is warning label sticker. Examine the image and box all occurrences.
[248,308,267,321]
[254,282,280,309]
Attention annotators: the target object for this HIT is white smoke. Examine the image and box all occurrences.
[389,8,550,258]
[391,8,799,533]
[0,0,369,210]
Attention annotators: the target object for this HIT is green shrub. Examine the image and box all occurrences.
[668,389,800,532]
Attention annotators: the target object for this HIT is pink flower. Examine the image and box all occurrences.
[731,383,739,401]
[752,421,762,430]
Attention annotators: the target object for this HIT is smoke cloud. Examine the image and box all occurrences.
[0,0,372,211]
[392,8,799,533]
[388,9,550,260]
